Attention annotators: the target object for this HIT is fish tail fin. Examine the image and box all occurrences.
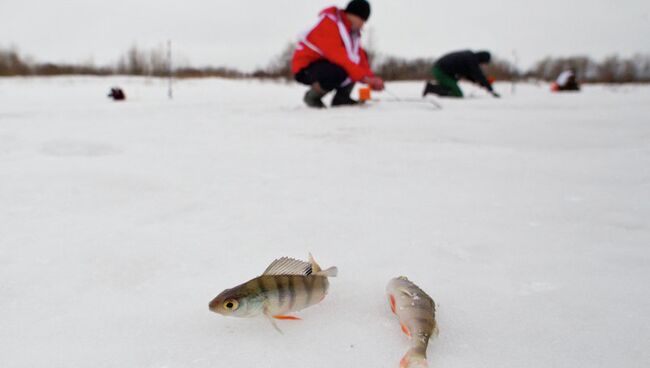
[315,266,338,277]
[400,348,428,368]
[308,252,321,273]
[309,253,337,277]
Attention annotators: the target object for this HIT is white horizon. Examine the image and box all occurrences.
[2,0,649,71]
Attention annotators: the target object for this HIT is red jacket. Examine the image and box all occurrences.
[291,7,374,82]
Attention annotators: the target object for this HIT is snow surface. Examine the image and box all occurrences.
[1,77,649,368]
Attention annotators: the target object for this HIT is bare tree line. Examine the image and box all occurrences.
[528,55,650,83]
[2,45,650,83]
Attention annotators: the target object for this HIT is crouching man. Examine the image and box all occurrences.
[291,0,385,108]
[423,50,500,98]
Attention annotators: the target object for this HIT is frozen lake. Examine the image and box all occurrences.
[1,76,649,368]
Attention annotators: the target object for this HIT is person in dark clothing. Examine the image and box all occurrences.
[108,87,126,101]
[294,60,358,107]
[422,50,500,98]
[551,69,580,92]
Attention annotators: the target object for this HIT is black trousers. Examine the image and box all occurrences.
[295,60,350,92]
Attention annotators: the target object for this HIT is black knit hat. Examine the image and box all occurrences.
[345,0,371,21]
[476,51,492,63]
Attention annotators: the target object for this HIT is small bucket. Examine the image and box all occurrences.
[358,87,371,102]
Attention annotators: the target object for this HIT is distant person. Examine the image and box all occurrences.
[291,0,385,108]
[422,50,500,98]
[108,87,126,101]
[551,69,580,92]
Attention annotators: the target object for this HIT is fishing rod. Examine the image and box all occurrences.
[382,88,443,110]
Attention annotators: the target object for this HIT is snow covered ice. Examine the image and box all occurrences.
[1,76,649,367]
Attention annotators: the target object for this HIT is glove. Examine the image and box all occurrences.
[491,91,501,98]
[364,76,385,91]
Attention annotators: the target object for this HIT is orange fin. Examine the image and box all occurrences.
[399,354,410,368]
[273,315,302,320]
[400,322,411,337]
[389,295,397,314]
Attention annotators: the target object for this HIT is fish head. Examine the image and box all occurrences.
[208,287,259,318]
[387,277,412,301]
[386,276,409,292]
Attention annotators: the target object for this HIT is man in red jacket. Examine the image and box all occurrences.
[292,0,385,108]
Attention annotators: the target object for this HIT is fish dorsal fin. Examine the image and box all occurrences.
[263,257,312,276]
[308,253,322,273]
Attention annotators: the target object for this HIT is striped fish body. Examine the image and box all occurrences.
[228,274,330,317]
[209,255,337,329]
[387,277,437,368]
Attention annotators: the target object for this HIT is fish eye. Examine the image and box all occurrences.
[223,299,239,310]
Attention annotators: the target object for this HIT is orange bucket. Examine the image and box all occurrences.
[358,87,371,102]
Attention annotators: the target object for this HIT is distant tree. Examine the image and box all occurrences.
[2,44,650,84]
[149,46,169,77]
[373,55,435,81]
[483,57,520,81]
[175,66,246,79]
[253,42,295,80]
[598,55,620,83]
[0,48,30,76]
[619,59,637,83]
[363,26,377,68]
[638,55,650,81]
[116,45,146,75]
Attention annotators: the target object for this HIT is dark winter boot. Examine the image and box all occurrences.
[331,83,359,107]
[422,81,436,97]
[303,84,327,109]
[422,81,454,97]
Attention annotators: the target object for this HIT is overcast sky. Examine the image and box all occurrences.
[2,0,649,70]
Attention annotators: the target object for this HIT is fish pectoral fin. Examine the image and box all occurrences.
[389,294,397,314]
[273,315,302,320]
[265,314,284,334]
[400,322,411,337]
[401,289,415,298]
[399,354,409,368]
[263,304,284,334]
